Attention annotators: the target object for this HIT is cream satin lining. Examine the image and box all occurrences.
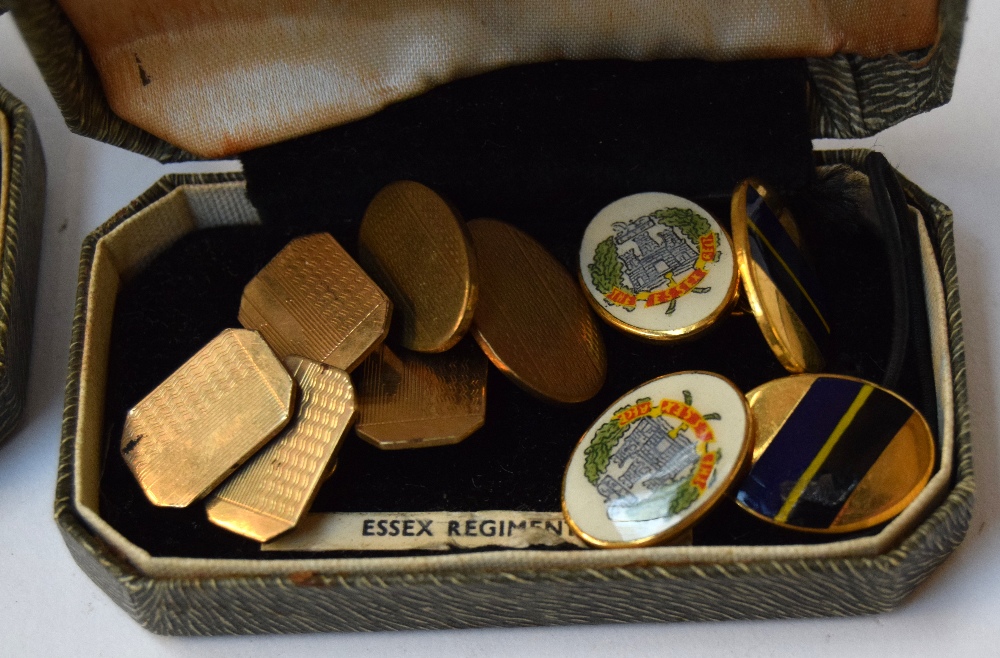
[73,182,956,579]
[57,0,939,157]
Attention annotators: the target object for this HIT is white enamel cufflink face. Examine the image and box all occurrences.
[563,371,752,548]
[579,193,739,341]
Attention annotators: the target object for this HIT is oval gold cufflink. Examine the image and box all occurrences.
[470,218,607,404]
[358,180,478,354]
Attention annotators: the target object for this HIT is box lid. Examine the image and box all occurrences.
[9,0,967,162]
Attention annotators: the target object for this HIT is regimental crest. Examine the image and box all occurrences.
[582,391,722,522]
[589,207,720,315]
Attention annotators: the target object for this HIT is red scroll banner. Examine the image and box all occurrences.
[612,397,719,493]
[605,232,717,309]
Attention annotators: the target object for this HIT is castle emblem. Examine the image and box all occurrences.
[612,216,699,293]
[595,415,701,504]
[588,206,719,314]
[583,392,721,523]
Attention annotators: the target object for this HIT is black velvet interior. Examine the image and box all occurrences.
[239,58,816,245]
[98,58,936,558]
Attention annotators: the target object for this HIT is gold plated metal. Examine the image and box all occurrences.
[734,374,935,534]
[355,338,487,449]
[121,329,295,508]
[322,459,339,482]
[359,181,478,353]
[239,233,392,372]
[731,180,830,372]
[563,371,752,548]
[206,357,356,542]
[467,219,606,404]
[579,192,739,341]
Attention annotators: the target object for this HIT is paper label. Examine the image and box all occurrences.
[261,511,587,551]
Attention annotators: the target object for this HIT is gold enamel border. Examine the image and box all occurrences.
[730,179,825,372]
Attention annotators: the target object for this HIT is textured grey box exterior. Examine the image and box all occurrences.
[0,85,46,446]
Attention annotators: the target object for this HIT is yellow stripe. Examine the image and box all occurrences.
[773,384,874,523]
[747,219,832,334]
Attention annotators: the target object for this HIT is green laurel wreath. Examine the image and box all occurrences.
[669,481,700,515]
[589,236,627,296]
[650,207,712,244]
[582,403,633,484]
[669,447,723,515]
[588,207,712,295]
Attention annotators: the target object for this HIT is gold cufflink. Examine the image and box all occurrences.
[358,180,478,354]
[239,232,392,373]
[468,218,607,404]
[121,329,296,508]
[206,357,356,542]
[355,339,487,450]
[730,180,831,373]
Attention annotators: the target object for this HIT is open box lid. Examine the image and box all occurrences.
[8,0,967,163]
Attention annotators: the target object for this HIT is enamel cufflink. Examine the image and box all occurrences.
[734,374,934,533]
[562,371,752,548]
[579,193,739,341]
[730,180,831,373]
[580,185,831,373]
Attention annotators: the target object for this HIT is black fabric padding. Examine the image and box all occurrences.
[97,58,933,558]
[864,151,940,440]
[239,58,816,247]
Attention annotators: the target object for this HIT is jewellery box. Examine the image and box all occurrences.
[0,77,45,446]
[10,0,973,634]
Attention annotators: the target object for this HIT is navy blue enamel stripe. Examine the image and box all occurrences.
[736,377,863,519]
[785,386,914,528]
[745,186,831,346]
